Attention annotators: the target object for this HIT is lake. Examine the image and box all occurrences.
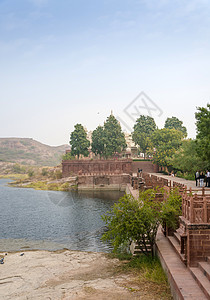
[0,179,123,252]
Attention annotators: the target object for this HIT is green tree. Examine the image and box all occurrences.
[164,116,187,138]
[168,139,206,175]
[195,103,210,166]
[62,151,75,161]
[132,115,156,159]
[152,128,183,167]
[70,124,90,159]
[103,115,127,158]
[91,125,105,158]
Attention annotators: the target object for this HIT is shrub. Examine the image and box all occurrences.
[102,190,163,257]
[161,188,182,230]
[41,168,48,176]
[28,169,34,177]
[102,188,182,257]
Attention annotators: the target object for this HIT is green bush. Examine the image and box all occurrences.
[12,164,26,174]
[161,188,182,230]
[41,168,48,176]
[47,183,59,190]
[28,169,34,177]
[102,188,182,257]
[59,182,69,191]
[102,190,163,257]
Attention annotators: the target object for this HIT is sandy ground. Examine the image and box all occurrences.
[0,250,148,300]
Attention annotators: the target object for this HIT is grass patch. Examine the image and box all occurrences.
[0,173,28,180]
[107,253,172,299]
[20,181,71,191]
[25,181,48,190]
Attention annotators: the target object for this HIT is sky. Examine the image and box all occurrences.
[0,0,210,146]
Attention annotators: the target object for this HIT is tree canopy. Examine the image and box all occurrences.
[91,125,105,158]
[152,128,183,167]
[70,124,90,159]
[103,114,127,158]
[62,151,75,161]
[168,139,206,176]
[164,116,187,138]
[132,115,156,159]
[195,103,210,166]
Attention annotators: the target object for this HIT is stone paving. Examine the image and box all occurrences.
[150,173,210,194]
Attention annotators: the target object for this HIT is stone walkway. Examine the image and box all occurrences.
[150,173,210,194]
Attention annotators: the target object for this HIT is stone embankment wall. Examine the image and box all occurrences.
[62,159,132,177]
[77,174,130,191]
[62,159,157,177]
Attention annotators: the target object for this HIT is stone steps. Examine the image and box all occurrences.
[130,241,152,255]
[174,231,181,243]
[189,256,210,299]
[167,236,187,264]
[156,229,208,299]
[190,267,210,299]
[171,230,210,299]
[199,261,210,281]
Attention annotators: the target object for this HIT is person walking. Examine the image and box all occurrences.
[206,170,210,188]
[195,171,200,187]
[200,172,205,187]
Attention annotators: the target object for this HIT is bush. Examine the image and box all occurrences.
[161,188,182,230]
[28,169,34,177]
[55,170,62,179]
[12,164,26,174]
[41,168,48,176]
[102,188,182,257]
[47,183,59,190]
[59,182,69,191]
[102,190,163,257]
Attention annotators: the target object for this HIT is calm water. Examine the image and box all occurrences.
[0,179,123,252]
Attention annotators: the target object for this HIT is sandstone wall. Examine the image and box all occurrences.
[132,161,158,173]
[62,159,132,177]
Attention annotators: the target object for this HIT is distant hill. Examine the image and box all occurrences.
[0,138,70,166]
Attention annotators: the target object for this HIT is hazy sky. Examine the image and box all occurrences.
[1,0,210,146]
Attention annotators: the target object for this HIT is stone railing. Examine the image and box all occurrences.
[182,189,210,224]
[142,172,186,190]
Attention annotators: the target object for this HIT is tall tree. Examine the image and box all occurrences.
[91,125,105,158]
[103,114,127,158]
[132,115,156,159]
[164,116,187,138]
[152,128,183,167]
[70,124,90,159]
[195,103,210,165]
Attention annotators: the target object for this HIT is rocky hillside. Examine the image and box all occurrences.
[0,138,70,166]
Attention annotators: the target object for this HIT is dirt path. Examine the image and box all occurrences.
[0,249,169,300]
